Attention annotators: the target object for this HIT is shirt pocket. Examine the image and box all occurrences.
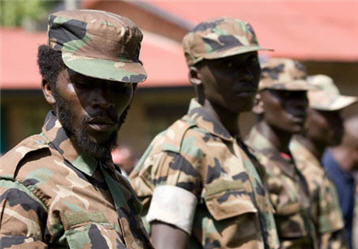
[63,211,124,249]
[203,179,258,220]
[275,202,309,238]
[201,181,263,247]
[205,190,258,220]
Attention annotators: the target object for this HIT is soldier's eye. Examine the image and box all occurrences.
[250,56,258,64]
[218,60,233,70]
[110,84,132,94]
[226,62,233,69]
[74,81,91,89]
[280,91,293,99]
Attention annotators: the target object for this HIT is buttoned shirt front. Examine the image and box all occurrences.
[130,99,279,249]
[0,111,152,249]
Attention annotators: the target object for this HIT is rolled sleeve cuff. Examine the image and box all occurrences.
[146,185,198,235]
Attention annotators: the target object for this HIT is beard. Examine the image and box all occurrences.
[55,93,129,159]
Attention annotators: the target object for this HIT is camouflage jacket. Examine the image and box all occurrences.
[246,124,318,249]
[0,111,152,249]
[290,136,347,249]
[130,99,279,249]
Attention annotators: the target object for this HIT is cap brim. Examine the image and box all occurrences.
[62,52,147,83]
[259,79,312,91]
[310,95,358,111]
[203,45,273,61]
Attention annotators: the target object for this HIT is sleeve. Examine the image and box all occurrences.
[0,179,48,248]
[318,178,345,233]
[143,149,203,234]
[146,185,198,234]
[320,230,348,249]
[318,177,348,249]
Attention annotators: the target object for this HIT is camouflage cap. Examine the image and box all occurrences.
[182,17,272,66]
[307,74,357,111]
[259,58,310,91]
[48,9,146,83]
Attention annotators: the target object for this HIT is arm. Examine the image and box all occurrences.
[145,184,197,249]
[318,179,348,249]
[320,230,348,249]
[133,150,201,248]
[151,221,189,249]
[131,143,202,249]
[0,179,48,248]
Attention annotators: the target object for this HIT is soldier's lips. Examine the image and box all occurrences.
[88,123,115,132]
[290,115,306,124]
[87,118,116,132]
[236,91,256,97]
[233,84,257,97]
[234,89,257,97]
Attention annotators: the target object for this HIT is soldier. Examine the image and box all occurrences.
[0,9,152,249]
[130,17,279,249]
[323,116,358,249]
[290,74,357,249]
[246,58,318,248]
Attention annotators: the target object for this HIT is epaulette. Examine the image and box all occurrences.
[160,116,196,153]
[0,134,49,179]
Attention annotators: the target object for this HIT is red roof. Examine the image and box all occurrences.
[0,29,45,90]
[2,0,358,90]
[148,0,358,61]
[0,28,189,90]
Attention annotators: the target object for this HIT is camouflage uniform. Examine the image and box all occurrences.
[246,58,318,249]
[0,9,151,248]
[0,112,152,248]
[291,74,358,249]
[130,17,279,249]
[131,99,279,249]
[182,17,272,67]
[305,75,357,112]
[48,10,147,83]
[246,127,317,249]
[290,137,347,249]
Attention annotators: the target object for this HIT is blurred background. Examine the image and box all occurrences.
[1,0,358,161]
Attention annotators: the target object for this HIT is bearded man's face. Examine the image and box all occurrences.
[53,69,134,158]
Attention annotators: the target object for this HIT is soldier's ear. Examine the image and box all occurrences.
[42,79,56,105]
[189,66,202,86]
[189,66,206,104]
[253,92,264,114]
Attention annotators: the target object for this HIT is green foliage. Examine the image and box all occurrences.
[0,0,57,27]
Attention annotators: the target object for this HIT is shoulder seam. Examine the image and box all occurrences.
[161,118,196,153]
[0,178,49,211]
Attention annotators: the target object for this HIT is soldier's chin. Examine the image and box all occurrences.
[229,100,255,114]
[328,136,342,147]
[75,130,117,159]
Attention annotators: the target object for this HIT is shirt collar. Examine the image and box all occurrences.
[247,124,296,178]
[185,99,234,142]
[41,111,98,177]
[246,124,277,154]
[290,136,321,171]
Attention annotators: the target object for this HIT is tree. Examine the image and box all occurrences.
[0,0,59,27]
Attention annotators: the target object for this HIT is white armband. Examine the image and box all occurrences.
[146,185,198,235]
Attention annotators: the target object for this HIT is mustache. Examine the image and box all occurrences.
[286,106,307,118]
[84,110,118,123]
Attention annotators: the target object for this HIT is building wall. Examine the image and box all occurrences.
[116,87,194,159]
[2,92,49,153]
[1,88,194,159]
